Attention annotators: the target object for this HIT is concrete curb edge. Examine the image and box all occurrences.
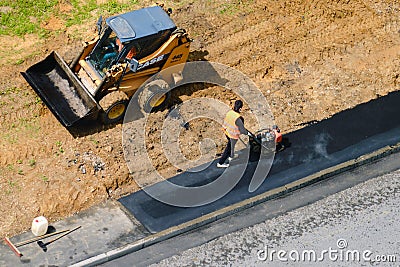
[71,143,400,267]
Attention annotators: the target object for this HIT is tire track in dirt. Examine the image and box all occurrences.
[0,109,71,166]
[207,1,378,73]
[208,1,396,82]
[198,0,400,133]
[1,0,400,238]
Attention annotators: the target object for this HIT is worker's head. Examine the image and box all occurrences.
[272,124,280,132]
[233,100,243,112]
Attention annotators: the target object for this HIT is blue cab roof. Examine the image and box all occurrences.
[106,6,176,44]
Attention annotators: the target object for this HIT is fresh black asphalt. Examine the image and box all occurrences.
[119,90,400,233]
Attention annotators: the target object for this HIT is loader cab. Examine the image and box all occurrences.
[87,6,176,76]
[87,27,121,73]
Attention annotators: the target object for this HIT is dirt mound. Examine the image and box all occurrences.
[1,0,399,237]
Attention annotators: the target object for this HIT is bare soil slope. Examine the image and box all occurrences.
[0,0,399,237]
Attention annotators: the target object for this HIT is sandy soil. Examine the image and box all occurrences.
[0,0,399,237]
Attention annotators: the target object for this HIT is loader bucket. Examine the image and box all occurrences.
[21,51,100,127]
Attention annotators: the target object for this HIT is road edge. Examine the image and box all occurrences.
[71,143,400,267]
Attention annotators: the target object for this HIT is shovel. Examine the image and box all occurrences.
[37,226,81,252]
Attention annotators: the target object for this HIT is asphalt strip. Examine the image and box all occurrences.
[76,91,400,266]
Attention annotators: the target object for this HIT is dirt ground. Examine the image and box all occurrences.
[1,0,399,237]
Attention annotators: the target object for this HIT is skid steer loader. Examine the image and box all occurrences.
[21,5,191,127]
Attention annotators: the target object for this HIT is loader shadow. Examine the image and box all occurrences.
[67,120,120,138]
[67,95,148,137]
[119,90,400,233]
[163,50,229,108]
[66,50,222,138]
[188,49,209,61]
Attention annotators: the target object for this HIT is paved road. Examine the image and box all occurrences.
[104,151,400,266]
[120,88,400,233]
[154,165,400,266]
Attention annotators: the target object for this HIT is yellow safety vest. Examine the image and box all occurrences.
[223,110,241,139]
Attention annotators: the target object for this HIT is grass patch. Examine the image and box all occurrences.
[1,117,40,141]
[3,133,18,144]
[5,179,20,194]
[40,174,49,183]
[8,179,16,188]
[0,87,21,96]
[64,0,139,27]
[91,138,99,145]
[63,0,98,27]
[219,0,253,15]
[29,159,36,167]
[1,0,139,37]
[55,140,64,155]
[35,96,43,105]
[20,118,41,137]
[0,0,59,36]
[14,58,25,65]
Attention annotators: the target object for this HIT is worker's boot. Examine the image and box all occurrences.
[217,162,229,168]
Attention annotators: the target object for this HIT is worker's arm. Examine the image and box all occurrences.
[235,117,249,135]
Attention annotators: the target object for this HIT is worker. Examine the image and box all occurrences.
[272,125,284,152]
[100,38,120,69]
[101,38,137,69]
[217,100,252,168]
[116,38,137,59]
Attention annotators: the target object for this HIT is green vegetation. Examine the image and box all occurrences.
[35,96,43,105]
[219,0,253,15]
[8,179,16,187]
[100,0,139,14]
[15,58,25,65]
[40,174,49,182]
[3,117,41,137]
[65,0,138,27]
[0,118,40,144]
[29,159,36,167]
[3,133,18,144]
[0,87,21,96]
[19,117,41,137]
[55,140,64,155]
[0,0,58,36]
[0,0,139,36]
[91,138,100,145]
[63,0,98,27]
[5,179,20,194]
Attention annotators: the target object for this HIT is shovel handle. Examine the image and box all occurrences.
[15,229,70,247]
[45,226,81,244]
[4,237,23,257]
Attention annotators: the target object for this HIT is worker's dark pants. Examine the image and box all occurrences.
[219,135,238,164]
[276,141,285,152]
